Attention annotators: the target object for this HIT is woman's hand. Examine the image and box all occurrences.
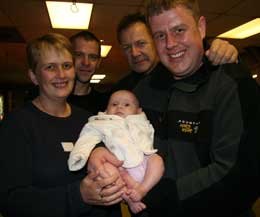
[81,147,126,205]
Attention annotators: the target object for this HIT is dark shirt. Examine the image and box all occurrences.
[68,88,106,115]
[0,103,93,216]
[112,71,146,91]
[112,62,168,92]
[0,102,121,217]
[134,58,260,217]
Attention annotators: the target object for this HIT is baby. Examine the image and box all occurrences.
[68,90,164,213]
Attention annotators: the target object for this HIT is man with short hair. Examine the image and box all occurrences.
[113,12,238,91]
[68,31,106,114]
[87,9,259,217]
[131,0,260,216]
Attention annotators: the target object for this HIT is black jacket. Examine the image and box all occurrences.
[134,58,260,217]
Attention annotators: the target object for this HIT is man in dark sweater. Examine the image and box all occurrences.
[67,31,106,114]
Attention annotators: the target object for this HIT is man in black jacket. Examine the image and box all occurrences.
[131,0,260,216]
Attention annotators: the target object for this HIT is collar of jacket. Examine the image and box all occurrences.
[130,70,147,79]
[150,56,219,93]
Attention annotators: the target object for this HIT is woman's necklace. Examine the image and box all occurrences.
[35,97,71,117]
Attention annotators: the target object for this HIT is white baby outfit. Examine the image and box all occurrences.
[68,112,156,181]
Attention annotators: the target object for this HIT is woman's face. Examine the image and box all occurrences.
[30,47,75,101]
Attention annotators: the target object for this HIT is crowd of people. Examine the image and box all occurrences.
[0,1,259,217]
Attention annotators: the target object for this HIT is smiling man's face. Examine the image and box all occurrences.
[149,5,206,79]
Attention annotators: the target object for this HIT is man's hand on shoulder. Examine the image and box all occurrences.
[206,38,238,65]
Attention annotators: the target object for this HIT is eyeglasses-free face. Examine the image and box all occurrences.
[29,47,75,101]
[120,22,158,74]
[73,38,101,83]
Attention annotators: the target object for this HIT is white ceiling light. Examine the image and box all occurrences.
[45,1,93,29]
[92,74,106,79]
[101,45,112,57]
[90,79,101,83]
[217,18,260,39]
[252,74,258,79]
[90,74,106,83]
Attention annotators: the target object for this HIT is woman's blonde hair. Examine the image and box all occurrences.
[26,33,74,72]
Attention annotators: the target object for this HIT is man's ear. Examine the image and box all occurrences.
[28,69,39,86]
[198,16,206,40]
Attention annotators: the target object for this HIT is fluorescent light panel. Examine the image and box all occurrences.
[92,74,106,79]
[90,79,101,83]
[217,18,260,39]
[101,45,112,57]
[90,74,106,83]
[46,1,93,29]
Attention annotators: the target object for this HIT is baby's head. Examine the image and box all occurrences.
[106,90,142,118]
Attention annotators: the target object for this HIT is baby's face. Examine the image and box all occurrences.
[106,91,141,118]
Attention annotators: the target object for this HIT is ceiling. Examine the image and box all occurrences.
[0,0,259,88]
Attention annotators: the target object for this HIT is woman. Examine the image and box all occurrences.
[0,33,123,217]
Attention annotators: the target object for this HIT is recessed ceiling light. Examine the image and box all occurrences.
[101,45,112,57]
[45,1,93,29]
